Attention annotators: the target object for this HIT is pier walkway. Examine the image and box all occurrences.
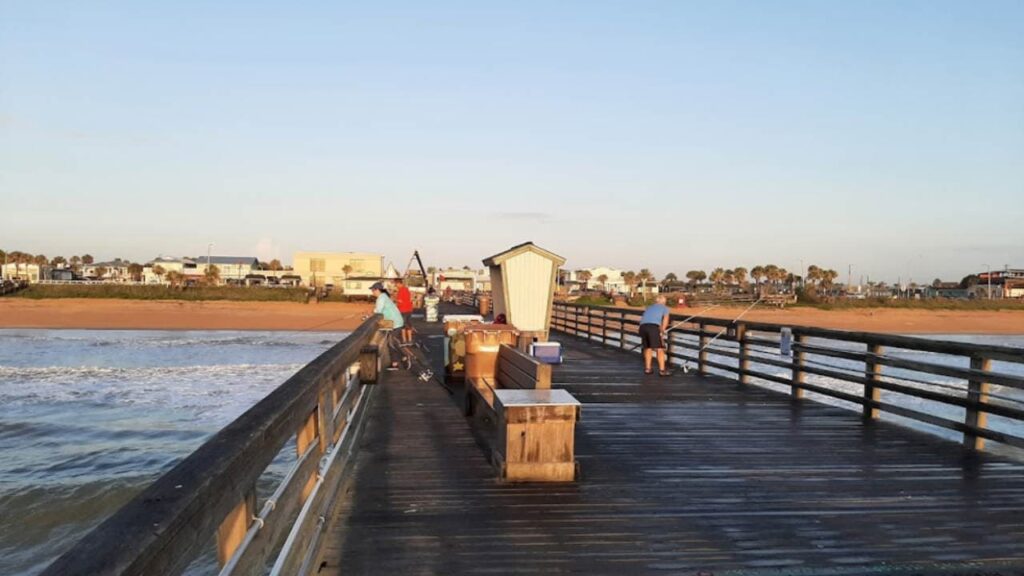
[319,314,1024,575]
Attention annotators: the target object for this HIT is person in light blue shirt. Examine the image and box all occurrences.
[639,296,671,376]
[371,282,405,329]
[371,282,404,370]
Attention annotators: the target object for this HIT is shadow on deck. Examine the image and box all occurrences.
[320,319,1024,575]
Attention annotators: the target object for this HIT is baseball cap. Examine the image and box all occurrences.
[370,282,385,292]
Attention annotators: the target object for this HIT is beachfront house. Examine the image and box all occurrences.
[83,260,131,282]
[0,262,44,283]
[142,256,198,284]
[293,251,384,289]
[191,256,259,284]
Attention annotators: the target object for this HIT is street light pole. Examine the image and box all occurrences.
[984,263,991,300]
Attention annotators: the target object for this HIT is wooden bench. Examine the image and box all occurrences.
[464,344,551,416]
[464,344,579,482]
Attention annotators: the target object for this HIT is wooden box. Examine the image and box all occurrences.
[493,389,580,482]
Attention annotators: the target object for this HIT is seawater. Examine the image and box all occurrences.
[0,329,347,576]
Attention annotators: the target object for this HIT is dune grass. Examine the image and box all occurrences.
[10,284,310,302]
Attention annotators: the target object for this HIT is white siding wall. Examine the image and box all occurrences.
[503,251,554,332]
[490,267,506,317]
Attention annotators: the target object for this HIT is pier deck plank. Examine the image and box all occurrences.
[319,316,1024,575]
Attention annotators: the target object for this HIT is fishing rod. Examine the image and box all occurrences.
[665,298,762,374]
[627,304,722,352]
[694,297,763,354]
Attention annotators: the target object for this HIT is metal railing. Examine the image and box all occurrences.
[552,302,1024,452]
[42,316,382,576]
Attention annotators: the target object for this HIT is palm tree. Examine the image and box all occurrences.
[70,255,82,273]
[34,254,48,267]
[662,272,678,286]
[577,270,592,290]
[685,270,705,288]
[269,259,283,271]
[51,256,67,268]
[724,269,736,287]
[204,265,221,286]
[636,269,654,300]
[750,265,765,292]
[763,264,781,293]
[596,274,609,291]
[807,265,822,286]
[622,271,637,297]
[709,268,726,292]
[733,267,748,288]
[165,270,184,287]
[82,254,94,265]
[94,266,109,280]
[127,263,144,282]
[342,264,353,278]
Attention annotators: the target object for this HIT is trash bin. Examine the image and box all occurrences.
[464,324,520,379]
[425,294,440,322]
[478,295,490,316]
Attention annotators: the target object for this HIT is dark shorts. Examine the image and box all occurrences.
[639,323,664,349]
[401,312,413,326]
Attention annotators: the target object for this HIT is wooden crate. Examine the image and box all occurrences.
[493,389,580,482]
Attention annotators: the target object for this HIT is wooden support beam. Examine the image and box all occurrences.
[964,355,992,450]
[864,344,883,419]
[217,489,255,567]
[297,409,320,502]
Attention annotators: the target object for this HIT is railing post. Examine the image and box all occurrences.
[737,323,749,385]
[217,488,255,566]
[619,312,627,351]
[600,310,607,345]
[864,344,883,419]
[297,409,320,501]
[698,323,708,375]
[964,355,992,450]
[791,332,806,399]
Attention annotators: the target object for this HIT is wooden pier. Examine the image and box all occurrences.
[44,304,1024,575]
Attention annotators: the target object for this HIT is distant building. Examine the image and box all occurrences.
[83,260,131,282]
[190,256,259,283]
[926,282,969,299]
[293,252,384,289]
[1,263,44,283]
[975,268,1024,299]
[432,268,477,292]
[142,256,198,284]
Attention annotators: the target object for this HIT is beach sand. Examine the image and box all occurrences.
[2,298,1024,334]
[0,299,374,332]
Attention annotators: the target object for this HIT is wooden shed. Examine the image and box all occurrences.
[483,242,566,340]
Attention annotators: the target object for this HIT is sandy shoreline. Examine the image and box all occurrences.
[0,299,374,332]
[2,298,1024,335]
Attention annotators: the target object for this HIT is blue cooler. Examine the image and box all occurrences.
[530,342,563,364]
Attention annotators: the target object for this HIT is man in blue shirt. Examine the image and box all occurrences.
[639,295,671,376]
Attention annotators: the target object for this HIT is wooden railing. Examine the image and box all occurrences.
[552,302,1024,452]
[42,316,383,576]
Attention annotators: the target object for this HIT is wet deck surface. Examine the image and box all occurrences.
[320,316,1024,575]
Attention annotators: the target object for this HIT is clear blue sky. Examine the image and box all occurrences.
[2,0,1021,283]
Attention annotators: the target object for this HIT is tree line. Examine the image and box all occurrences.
[573,264,841,294]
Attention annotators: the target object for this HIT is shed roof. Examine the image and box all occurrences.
[482,242,566,267]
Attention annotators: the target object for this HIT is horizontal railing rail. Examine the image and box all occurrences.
[42,316,382,576]
[551,302,1024,452]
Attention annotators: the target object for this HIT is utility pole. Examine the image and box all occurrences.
[984,264,991,299]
